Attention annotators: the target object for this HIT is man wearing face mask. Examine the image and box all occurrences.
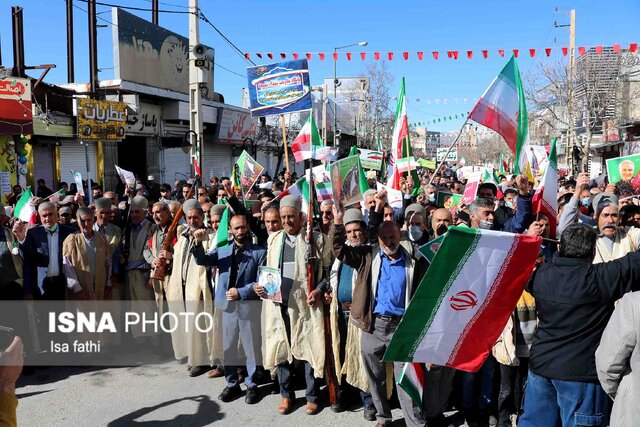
[21,202,75,300]
[469,174,532,234]
[495,188,518,227]
[330,211,424,426]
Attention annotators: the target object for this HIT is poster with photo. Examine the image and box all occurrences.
[258,266,282,303]
[606,154,640,190]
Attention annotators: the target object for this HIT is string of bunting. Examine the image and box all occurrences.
[244,43,638,61]
[409,112,471,127]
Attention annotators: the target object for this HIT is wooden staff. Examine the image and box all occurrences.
[281,114,290,173]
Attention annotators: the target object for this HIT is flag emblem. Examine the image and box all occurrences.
[449,290,478,311]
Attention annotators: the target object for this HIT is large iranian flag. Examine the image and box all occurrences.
[386,78,420,194]
[532,137,558,238]
[384,226,540,372]
[277,174,310,213]
[469,56,529,175]
[291,115,337,162]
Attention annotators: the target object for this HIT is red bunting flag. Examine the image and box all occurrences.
[578,46,586,55]
[403,52,409,60]
[630,43,638,52]
[244,53,250,60]
[595,45,602,54]
[346,52,352,61]
[562,47,568,56]
[529,48,536,57]
[360,52,367,60]
[417,51,424,60]
[280,53,286,59]
[306,53,312,60]
[545,48,552,57]
[613,44,621,53]
[256,53,262,59]
[482,50,489,59]
[447,51,459,59]
[513,49,519,57]
[333,52,338,61]
[293,52,299,60]
[467,50,473,59]
[388,52,394,60]
[319,53,325,60]
[432,51,439,60]
[267,53,273,59]
[374,52,381,60]
[498,49,505,57]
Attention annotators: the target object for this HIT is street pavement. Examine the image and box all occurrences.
[15,357,470,426]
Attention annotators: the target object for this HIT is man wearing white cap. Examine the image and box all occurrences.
[166,199,220,377]
[123,195,156,337]
[254,195,332,416]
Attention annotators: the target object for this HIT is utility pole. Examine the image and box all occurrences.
[87,0,98,93]
[188,0,204,179]
[556,8,576,172]
[322,83,327,145]
[66,0,74,83]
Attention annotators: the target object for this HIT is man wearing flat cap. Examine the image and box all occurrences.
[254,195,332,416]
[558,172,640,263]
[166,199,221,377]
[123,195,157,337]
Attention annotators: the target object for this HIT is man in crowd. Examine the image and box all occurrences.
[62,207,112,300]
[254,195,332,416]
[36,179,53,199]
[193,214,266,404]
[21,202,75,300]
[326,208,375,420]
[144,202,174,314]
[263,207,282,236]
[123,196,156,338]
[319,200,335,235]
[330,207,423,426]
[520,223,640,426]
[166,199,219,377]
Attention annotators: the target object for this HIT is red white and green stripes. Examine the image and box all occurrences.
[291,115,336,162]
[13,187,37,224]
[384,226,540,372]
[398,362,425,408]
[532,137,559,238]
[469,56,529,174]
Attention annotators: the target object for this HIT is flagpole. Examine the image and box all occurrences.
[280,114,290,174]
[427,118,470,188]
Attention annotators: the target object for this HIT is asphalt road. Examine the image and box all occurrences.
[16,360,420,427]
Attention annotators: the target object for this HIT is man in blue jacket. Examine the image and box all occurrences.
[192,214,266,405]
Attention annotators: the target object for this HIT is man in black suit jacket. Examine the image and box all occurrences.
[21,202,75,300]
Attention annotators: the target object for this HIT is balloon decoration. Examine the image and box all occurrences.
[245,43,638,62]
[19,167,27,175]
[18,156,27,165]
[18,148,27,157]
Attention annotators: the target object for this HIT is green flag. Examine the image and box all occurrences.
[215,207,230,248]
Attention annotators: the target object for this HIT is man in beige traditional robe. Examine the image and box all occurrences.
[143,202,175,314]
[166,199,220,377]
[93,197,121,295]
[123,196,156,338]
[254,195,332,416]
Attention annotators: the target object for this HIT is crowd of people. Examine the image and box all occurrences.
[0,164,639,427]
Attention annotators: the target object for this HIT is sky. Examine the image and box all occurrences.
[1,0,638,134]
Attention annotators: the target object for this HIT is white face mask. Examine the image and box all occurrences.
[478,219,493,230]
[408,225,423,242]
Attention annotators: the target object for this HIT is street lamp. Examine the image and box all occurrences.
[334,41,368,146]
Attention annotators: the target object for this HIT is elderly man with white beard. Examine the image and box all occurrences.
[166,199,221,377]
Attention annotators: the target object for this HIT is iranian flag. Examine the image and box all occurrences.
[396,156,417,173]
[386,78,420,194]
[277,174,310,213]
[483,170,504,199]
[532,137,558,238]
[312,165,333,201]
[13,188,37,224]
[398,363,425,408]
[237,150,264,190]
[291,115,337,162]
[469,56,529,174]
[384,226,540,371]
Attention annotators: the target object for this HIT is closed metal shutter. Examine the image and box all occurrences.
[161,147,191,184]
[59,141,97,186]
[202,143,232,181]
[33,143,54,188]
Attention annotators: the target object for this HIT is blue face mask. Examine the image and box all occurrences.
[581,197,590,206]
[505,201,514,209]
[428,193,435,203]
